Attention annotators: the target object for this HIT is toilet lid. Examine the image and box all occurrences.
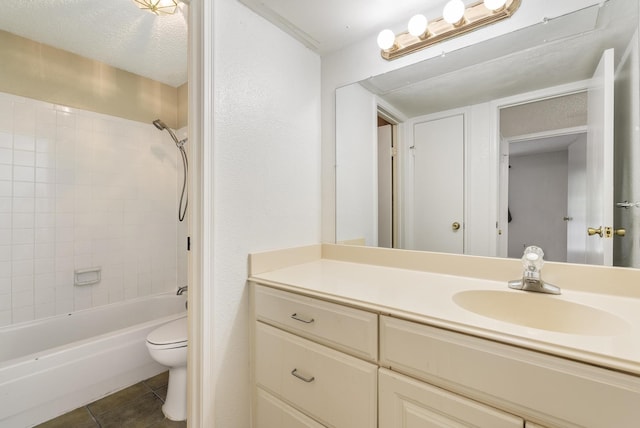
[147,316,187,346]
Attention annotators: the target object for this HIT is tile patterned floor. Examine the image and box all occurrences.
[35,372,186,428]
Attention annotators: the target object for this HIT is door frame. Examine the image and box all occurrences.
[489,80,590,258]
[377,101,406,249]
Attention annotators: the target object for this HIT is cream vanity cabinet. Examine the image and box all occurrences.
[252,284,639,427]
[252,285,378,428]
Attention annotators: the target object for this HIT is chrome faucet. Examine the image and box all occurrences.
[177,285,188,295]
[508,246,561,295]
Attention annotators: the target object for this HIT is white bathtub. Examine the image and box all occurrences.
[0,293,187,427]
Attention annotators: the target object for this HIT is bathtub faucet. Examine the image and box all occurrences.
[177,286,188,295]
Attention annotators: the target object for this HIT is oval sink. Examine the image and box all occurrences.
[453,290,630,336]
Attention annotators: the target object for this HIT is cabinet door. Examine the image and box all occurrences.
[256,388,326,428]
[379,369,523,428]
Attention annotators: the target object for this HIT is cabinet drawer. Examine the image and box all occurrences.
[256,387,326,428]
[379,368,522,428]
[380,316,640,428]
[255,322,377,428]
[254,285,378,361]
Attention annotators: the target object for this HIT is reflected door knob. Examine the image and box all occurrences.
[615,228,626,237]
[452,222,461,231]
[587,227,603,237]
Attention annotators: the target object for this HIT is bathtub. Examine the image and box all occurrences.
[0,293,187,427]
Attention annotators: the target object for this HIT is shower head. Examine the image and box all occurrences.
[153,119,168,131]
[152,118,186,148]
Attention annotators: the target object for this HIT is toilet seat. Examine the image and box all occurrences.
[146,316,187,350]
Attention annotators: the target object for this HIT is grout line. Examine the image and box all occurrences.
[84,404,101,427]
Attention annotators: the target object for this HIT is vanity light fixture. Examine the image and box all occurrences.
[378,0,521,60]
[133,0,179,15]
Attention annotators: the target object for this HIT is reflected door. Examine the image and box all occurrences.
[412,114,464,254]
[586,49,615,265]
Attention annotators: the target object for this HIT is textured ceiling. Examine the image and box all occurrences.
[238,0,441,53]
[0,0,188,87]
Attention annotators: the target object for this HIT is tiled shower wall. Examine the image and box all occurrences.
[0,92,187,326]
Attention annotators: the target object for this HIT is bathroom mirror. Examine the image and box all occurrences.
[336,0,640,268]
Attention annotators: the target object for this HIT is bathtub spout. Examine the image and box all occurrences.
[177,286,188,295]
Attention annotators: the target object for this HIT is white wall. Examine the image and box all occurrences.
[335,84,377,245]
[0,92,185,326]
[207,0,321,426]
[322,0,604,243]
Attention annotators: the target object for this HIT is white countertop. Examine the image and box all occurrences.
[250,258,640,376]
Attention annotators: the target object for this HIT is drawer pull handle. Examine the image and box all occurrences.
[291,369,315,383]
[290,313,314,324]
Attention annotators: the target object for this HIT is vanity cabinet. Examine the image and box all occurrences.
[252,283,640,428]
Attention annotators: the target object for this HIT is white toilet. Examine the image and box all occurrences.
[146,316,188,421]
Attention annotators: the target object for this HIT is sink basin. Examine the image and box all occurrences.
[453,290,630,336]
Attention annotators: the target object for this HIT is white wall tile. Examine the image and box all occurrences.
[13,166,34,182]
[12,213,34,229]
[13,150,35,167]
[0,148,12,165]
[13,182,34,198]
[13,198,34,212]
[0,245,9,262]
[0,292,10,310]
[35,303,55,319]
[12,306,34,323]
[14,135,35,152]
[2,91,185,325]
[12,244,34,261]
[12,261,33,278]
[0,230,10,247]
[12,229,34,245]
[0,278,10,294]
[12,289,33,308]
[34,259,55,275]
[0,165,11,181]
[0,310,11,327]
[0,181,11,197]
[0,213,10,227]
[0,198,11,212]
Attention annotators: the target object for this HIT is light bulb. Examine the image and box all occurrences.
[408,14,428,37]
[484,0,507,11]
[443,0,466,25]
[377,29,396,50]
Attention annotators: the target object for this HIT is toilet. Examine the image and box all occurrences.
[146,316,188,421]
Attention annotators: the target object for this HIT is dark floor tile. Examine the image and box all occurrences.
[34,406,98,428]
[153,385,168,401]
[94,391,166,428]
[144,371,169,391]
[87,382,153,417]
[152,418,188,427]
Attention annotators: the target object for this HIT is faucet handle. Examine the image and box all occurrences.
[522,246,544,271]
